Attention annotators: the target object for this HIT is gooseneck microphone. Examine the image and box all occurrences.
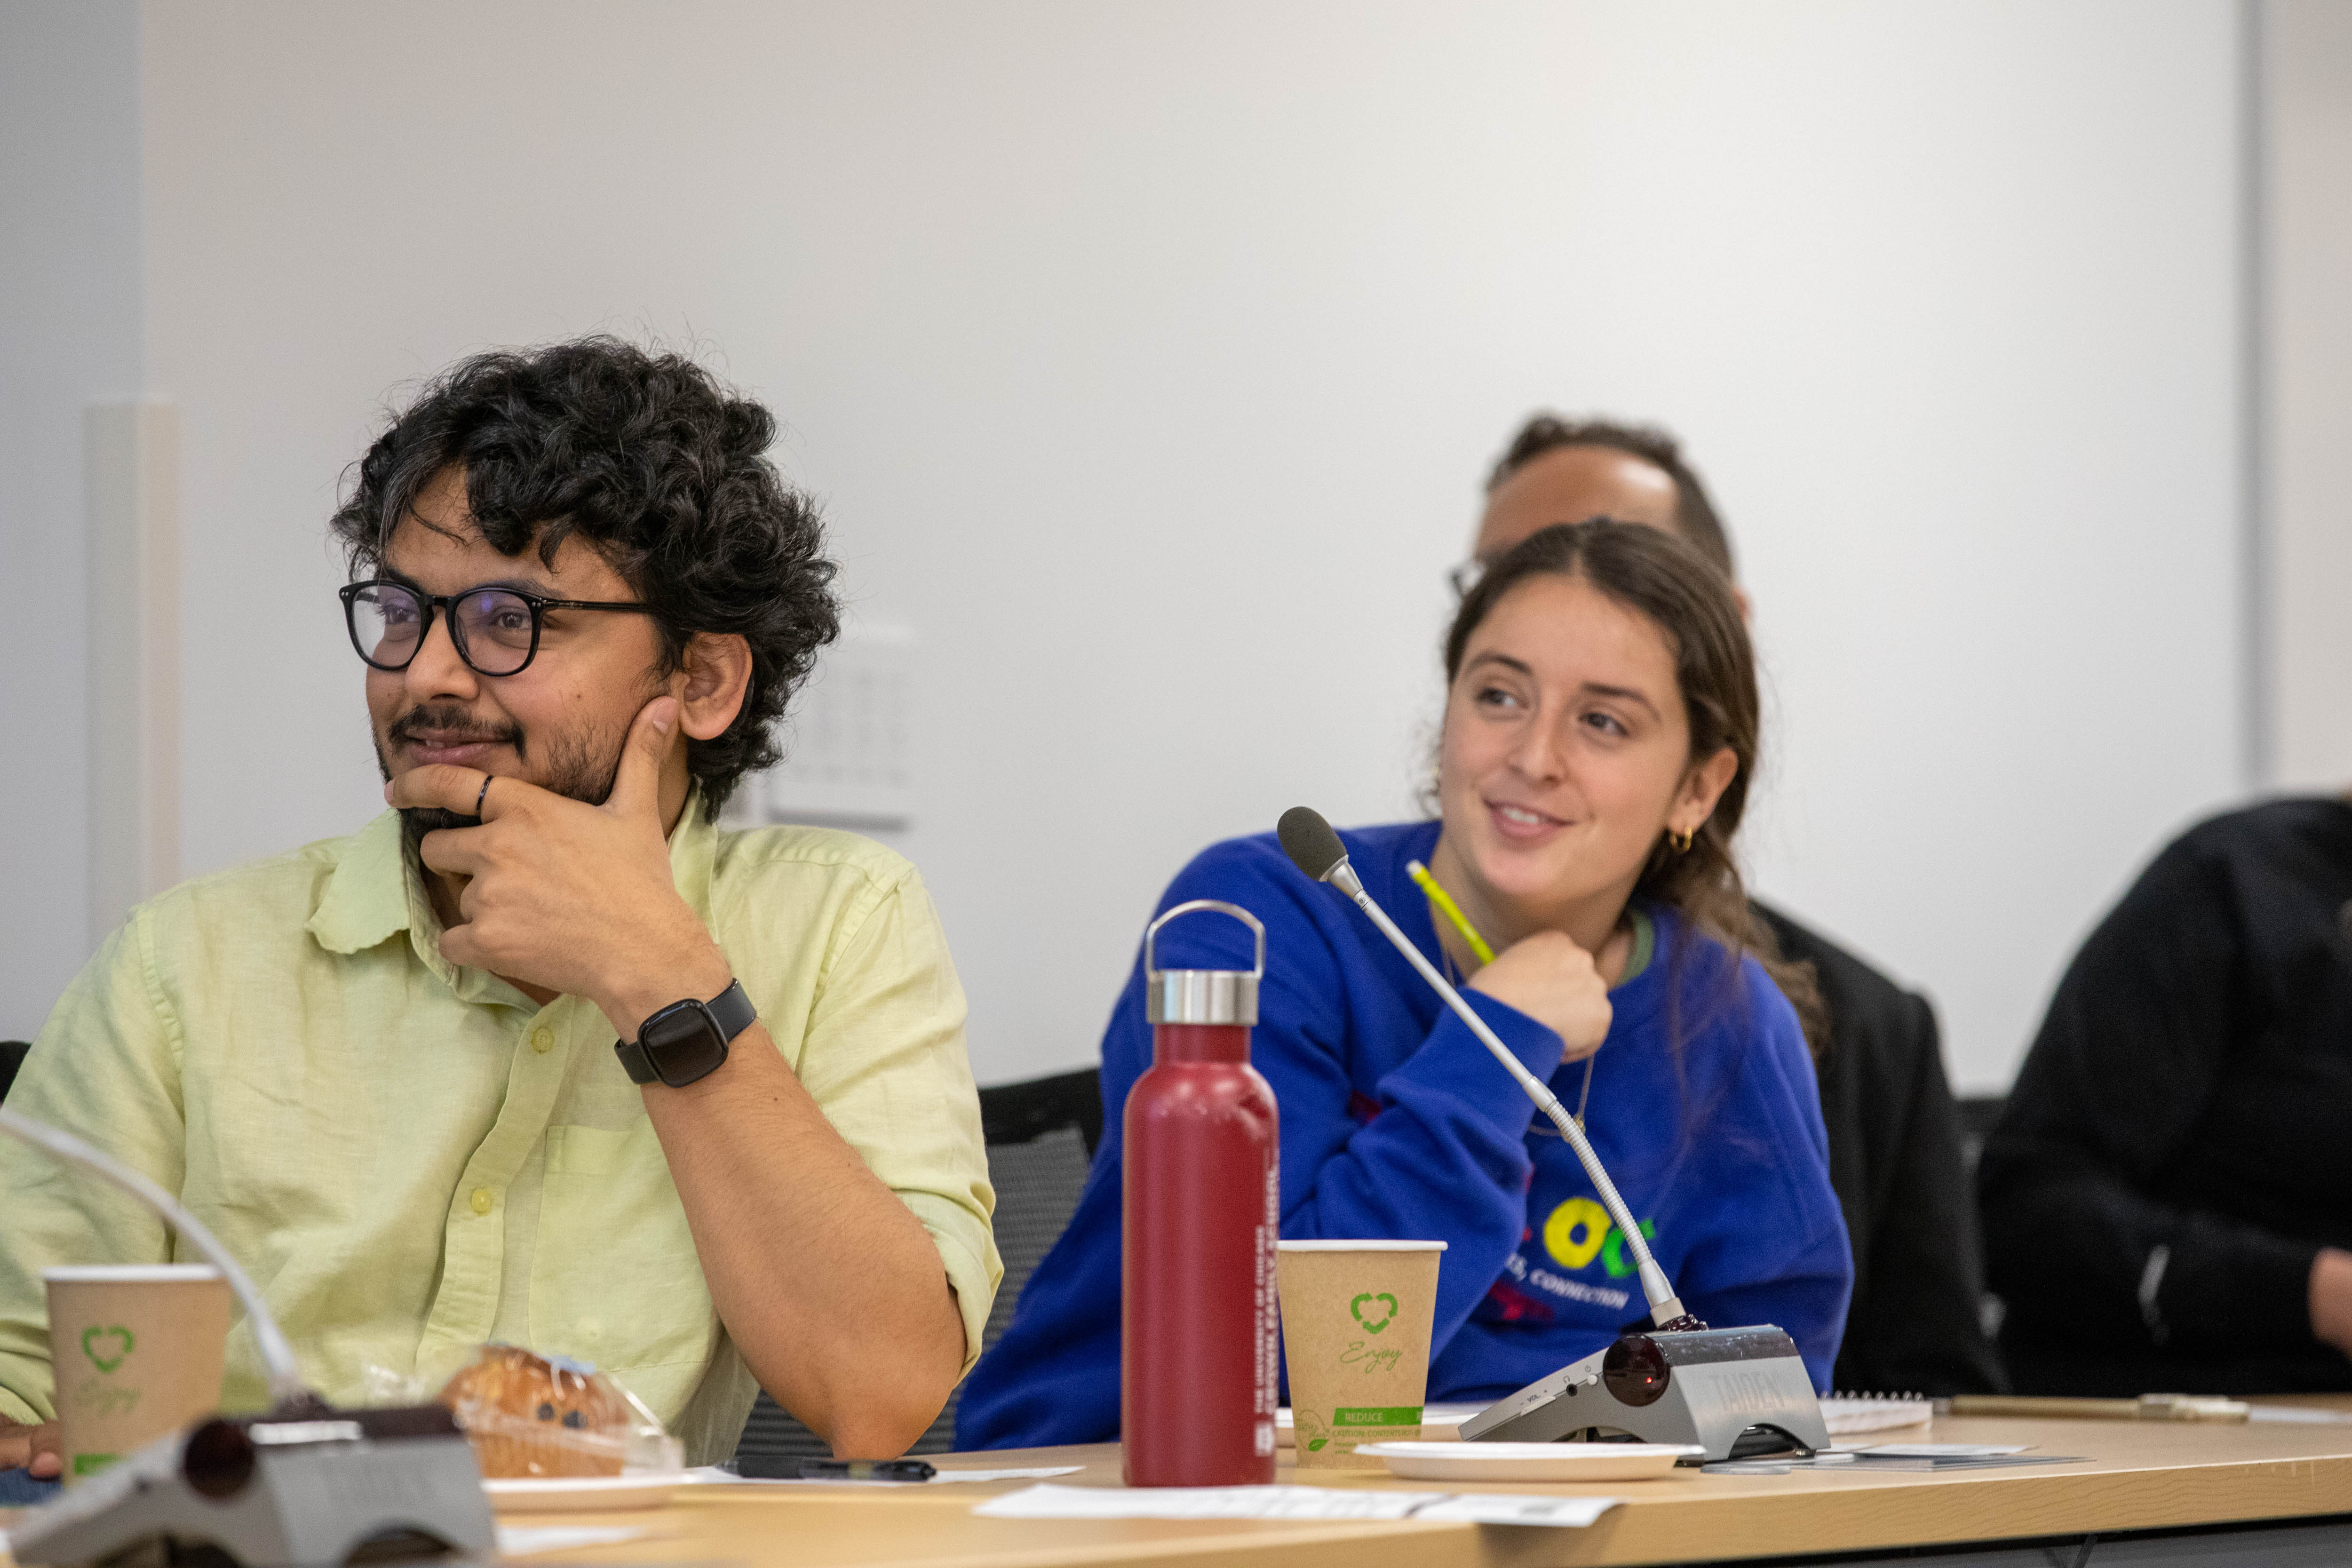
[1276,806,1696,1331]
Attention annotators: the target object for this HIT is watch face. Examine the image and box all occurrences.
[641,1001,730,1087]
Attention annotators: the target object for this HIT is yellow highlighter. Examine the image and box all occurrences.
[1406,860,1495,966]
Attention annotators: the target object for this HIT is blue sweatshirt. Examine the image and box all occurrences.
[956,820,1851,1449]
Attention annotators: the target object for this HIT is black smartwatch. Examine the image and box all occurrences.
[615,980,757,1088]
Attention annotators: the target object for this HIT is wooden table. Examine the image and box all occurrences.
[11,1405,2352,1566]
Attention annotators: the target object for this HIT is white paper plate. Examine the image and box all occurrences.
[1357,1441,1704,1482]
[483,1473,685,1512]
[1275,1404,1480,1448]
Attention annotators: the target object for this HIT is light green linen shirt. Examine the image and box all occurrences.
[0,797,1000,1465]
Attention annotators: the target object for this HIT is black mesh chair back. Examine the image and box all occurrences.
[733,1067,1103,1463]
[0,1042,29,1103]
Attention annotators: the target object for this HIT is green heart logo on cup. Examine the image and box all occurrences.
[1349,1292,1398,1334]
[81,1325,136,1374]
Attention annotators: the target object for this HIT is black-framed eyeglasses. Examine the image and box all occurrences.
[339,578,655,678]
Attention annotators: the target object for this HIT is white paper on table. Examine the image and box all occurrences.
[1705,1454,1859,1475]
[1407,1494,1619,1527]
[1818,1395,1935,1435]
[973,1482,1619,1527]
[2246,1405,2352,1425]
[1715,1443,2042,1476]
[687,1464,1082,1487]
[495,1524,647,1556]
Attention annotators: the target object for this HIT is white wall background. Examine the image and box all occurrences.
[4,1,2265,1096]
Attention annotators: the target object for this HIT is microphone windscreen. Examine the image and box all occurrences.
[1278,806,1349,883]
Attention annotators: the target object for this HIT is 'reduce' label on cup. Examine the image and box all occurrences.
[1335,1405,1426,1425]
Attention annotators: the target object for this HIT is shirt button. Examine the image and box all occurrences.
[470,1188,494,1216]
[531,1027,554,1054]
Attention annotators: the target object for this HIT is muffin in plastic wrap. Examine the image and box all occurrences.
[434,1344,639,1478]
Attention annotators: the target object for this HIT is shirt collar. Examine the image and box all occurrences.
[307,810,411,956]
[307,791,721,1001]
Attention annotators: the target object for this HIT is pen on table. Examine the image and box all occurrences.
[1406,859,1495,965]
[796,1458,939,1482]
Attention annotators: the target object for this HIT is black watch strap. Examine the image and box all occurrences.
[699,979,757,1043]
[615,979,757,1087]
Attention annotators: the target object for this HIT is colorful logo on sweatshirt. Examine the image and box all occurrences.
[1542,1198,1610,1268]
[1494,1199,1660,1316]
[1540,1198,1657,1279]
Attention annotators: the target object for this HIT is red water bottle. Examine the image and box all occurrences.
[1122,899,1280,1487]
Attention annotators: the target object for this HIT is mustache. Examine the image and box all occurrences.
[383,706,524,865]
[387,704,524,751]
[382,705,624,868]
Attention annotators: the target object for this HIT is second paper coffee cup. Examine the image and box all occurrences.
[1277,1239,1446,1469]
[45,1264,233,1484]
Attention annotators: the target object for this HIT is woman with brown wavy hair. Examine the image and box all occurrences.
[959,518,1851,1450]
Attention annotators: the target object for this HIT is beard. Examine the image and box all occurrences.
[373,701,630,865]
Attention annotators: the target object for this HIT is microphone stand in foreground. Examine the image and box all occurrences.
[1275,808,1828,1462]
[0,1106,493,1568]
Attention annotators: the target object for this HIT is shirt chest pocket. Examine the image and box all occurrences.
[531,1123,718,1378]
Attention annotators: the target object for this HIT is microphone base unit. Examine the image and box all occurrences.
[9,1403,495,1568]
[1462,1324,1828,1463]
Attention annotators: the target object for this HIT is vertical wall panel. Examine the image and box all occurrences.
[85,402,181,946]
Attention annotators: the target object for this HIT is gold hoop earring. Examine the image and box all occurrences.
[1668,827,1694,854]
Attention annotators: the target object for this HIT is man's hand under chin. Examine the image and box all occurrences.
[386,695,731,1038]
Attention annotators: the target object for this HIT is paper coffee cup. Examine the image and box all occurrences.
[45,1265,233,1484]
[1277,1240,1446,1470]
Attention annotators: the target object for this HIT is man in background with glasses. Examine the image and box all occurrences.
[1456,414,2005,1400]
[0,339,997,1491]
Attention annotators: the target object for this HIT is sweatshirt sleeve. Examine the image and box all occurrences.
[1979,835,2318,1349]
[1687,1223,1853,1392]
[1132,841,1567,1359]
[1275,998,1564,1353]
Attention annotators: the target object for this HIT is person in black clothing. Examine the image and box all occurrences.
[1464,414,2006,1396]
[1980,798,2352,1394]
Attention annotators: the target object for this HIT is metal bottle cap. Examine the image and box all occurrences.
[1143,899,1264,1026]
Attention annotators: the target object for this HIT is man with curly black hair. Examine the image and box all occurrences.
[0,340,998,1489]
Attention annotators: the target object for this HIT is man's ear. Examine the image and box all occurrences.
[676,632,753,741]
